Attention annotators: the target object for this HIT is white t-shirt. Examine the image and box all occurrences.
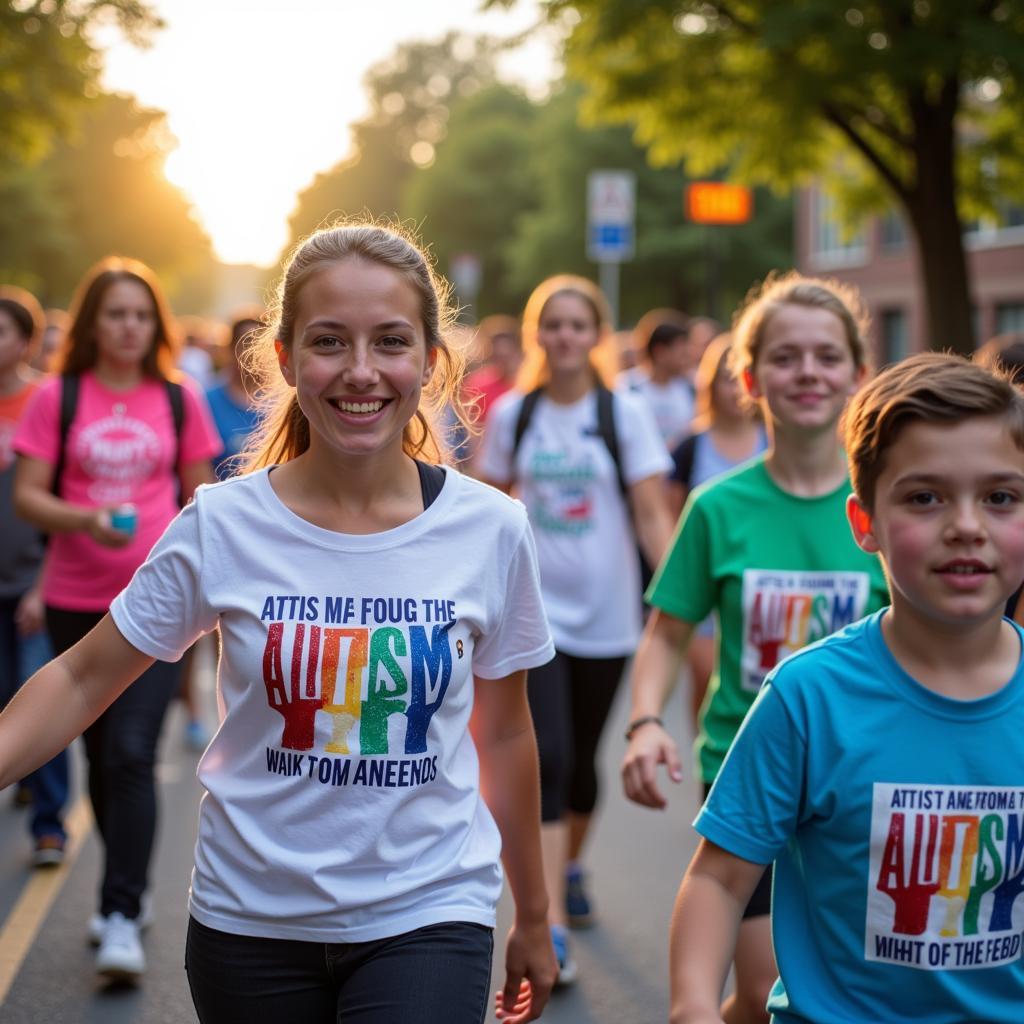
[479,388,670,658]
[616,368,695,449]
[110,466,554,942]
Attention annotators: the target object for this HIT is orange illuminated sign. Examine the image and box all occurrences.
[686,183,753,224]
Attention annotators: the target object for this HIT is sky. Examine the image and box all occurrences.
[97,1,558,267]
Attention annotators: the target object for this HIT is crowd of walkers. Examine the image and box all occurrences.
[2,221,1024,1023]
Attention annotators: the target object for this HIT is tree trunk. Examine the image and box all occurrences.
[903,78,975,356]
[904,189,975,356]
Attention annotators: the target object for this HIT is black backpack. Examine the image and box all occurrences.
[510,384,628,498]
[52,374,186,501]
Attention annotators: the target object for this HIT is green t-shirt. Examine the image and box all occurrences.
[647,456,889,783]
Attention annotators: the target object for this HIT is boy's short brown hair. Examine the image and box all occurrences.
[843,351,1024,510]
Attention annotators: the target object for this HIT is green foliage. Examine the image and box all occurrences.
[288,33,500,242]
[403,85,542,316]
[0,0,161,162]
[0,1,214,311]
[288,32,792,326]
[0,92,215,308]
[499,84,791,323]
[504,0,1024,219]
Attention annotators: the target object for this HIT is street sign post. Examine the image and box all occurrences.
[587,170,636,328]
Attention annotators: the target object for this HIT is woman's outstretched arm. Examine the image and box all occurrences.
[0,615,153,788]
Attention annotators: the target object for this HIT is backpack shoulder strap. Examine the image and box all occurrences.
[415,460,447,509]
[53,374,80,497]
[595,385,629,498]
[164,379,186,505]
[671,433,699,491]
[511,387,544,465]
[165,379,185,439]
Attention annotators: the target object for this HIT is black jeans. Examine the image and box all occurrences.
[527,650,627,822]
[46,607,181,919]
[185,917,494,1024]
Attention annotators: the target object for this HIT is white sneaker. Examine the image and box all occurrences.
[88,896,153,946]
[95,912,145,981]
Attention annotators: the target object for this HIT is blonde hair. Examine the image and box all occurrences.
[240,222,465,472]
[843,352,1024,510]
[516,274,616,392]
[729,271,871,381]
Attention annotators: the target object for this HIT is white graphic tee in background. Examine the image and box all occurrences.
[480,388,670,658]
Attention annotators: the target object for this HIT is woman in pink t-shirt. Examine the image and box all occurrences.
[13,257,221,983]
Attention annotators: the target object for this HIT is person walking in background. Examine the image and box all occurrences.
[479,274,674,985]
[0,224,556,1024]
[206,307,263,480]
[0,286,67,867]
[12,257,221,982]
[622,274,889,1023]
[464,314,522,424]
[666,333,768,731]
[617,309,695,450]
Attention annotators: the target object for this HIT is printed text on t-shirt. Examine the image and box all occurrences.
[260,594,462,789]
[866,783,1024,970]
[740,569,870,692]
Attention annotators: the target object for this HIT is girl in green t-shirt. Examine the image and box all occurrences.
[621,273,887,1024]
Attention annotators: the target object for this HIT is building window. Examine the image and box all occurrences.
[965,202,1024,248]
[881,309,909,364]
[809,188,867,269]
[880,211,908,251]
[996,303,1024,334]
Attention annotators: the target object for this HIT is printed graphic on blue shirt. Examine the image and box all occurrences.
[259,593,463,790]
[740,569,870,692]
[867,783,1024,970]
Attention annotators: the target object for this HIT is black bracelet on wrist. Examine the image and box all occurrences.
[624,715,663,741]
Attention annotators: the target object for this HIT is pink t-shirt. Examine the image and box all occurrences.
[14,371,222,610]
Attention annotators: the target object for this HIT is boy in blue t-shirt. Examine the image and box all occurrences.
[672,352,1024,1023]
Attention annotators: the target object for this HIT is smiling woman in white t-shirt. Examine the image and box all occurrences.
[479,274,674,984]
[0,224,557,1024]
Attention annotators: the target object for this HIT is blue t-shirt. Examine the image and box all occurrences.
[697,610,1024,1023]
[205,383,259,480]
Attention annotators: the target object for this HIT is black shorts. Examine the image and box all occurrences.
[702,782,772,920]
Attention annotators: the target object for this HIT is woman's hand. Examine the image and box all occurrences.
[621,720,684,809]
[14,586,45,636]
[495,917,557,1022]
[87,508,134,548]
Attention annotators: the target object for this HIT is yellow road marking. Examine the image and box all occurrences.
[0,795,93,1003]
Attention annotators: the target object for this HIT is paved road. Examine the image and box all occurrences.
[0,648,699,1024]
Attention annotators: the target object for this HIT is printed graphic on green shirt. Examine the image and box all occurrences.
[741,569,871,692]
[867,783,1024,971]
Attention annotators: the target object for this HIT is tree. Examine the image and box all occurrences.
[499,83,792,324]
[0,93,216,309]
[402,84,543,316]
[496,0,1024,353]
[0,0,160,162]
[287,33,499,245]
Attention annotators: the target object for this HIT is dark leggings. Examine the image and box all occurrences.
[185,917,494,1024]
[527,650,626,823]
[46,607,181,919]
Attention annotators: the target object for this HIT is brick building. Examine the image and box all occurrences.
[795,186,1024,363]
